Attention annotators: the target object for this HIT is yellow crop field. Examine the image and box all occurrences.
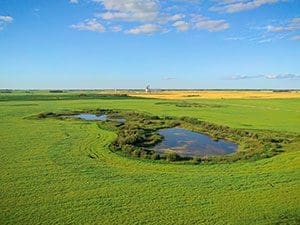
[128,90,300,99]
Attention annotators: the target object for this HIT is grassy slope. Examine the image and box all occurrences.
[1,97,300,224]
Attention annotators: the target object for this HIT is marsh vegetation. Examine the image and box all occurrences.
[36,108,295,164]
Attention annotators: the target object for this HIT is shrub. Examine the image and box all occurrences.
[132,149,142,157]
[140,151,151,159]
[121,144,134,155]
[151,153,160,160]
[180,117,200,124]
[165,152,181,162]
[38,112,55,118]
[49,90,63,93]
[191,157,202,164]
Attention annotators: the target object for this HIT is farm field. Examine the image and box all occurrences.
[128,90,300,100]
[0,91,300,225]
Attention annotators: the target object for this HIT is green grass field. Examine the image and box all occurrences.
[1,93,300,224]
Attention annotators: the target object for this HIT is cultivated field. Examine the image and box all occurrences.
[0,91,299,225]
[129,90,300,99]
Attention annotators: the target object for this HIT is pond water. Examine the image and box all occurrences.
[70,113,126,123]
[153,128,237,157]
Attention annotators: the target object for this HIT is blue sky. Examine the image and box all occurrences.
[0,0,300,89]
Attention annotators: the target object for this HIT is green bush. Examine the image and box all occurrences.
[165,152,181,162]
[151,153,160,160]
[132,149,142,157]
[191,157,202,164]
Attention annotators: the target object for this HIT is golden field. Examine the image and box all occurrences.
[127,90,300,100]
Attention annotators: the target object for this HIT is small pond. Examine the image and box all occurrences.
[69,113,126,123]
[152,128,237,157]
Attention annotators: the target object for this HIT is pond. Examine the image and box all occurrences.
[152,128,237,157]
[69,113,126,123]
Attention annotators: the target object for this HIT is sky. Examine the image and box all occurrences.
[0,0,300,89]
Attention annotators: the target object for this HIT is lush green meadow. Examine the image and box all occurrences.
[1,92,300,224]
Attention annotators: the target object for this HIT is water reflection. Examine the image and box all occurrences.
[70,113,126,123]
[153,128,237,157]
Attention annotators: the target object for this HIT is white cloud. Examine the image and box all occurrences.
[71,1,230,35]
[267,18,300,32]
[162,76,176,80]
[71,19,105,32]
[224,36,244,41]
[173,20,189,32]
[229,75,262,80]
[229,74,300,80]
[94,0,158,22]
[166,14,185,21]
[94,0,187,25]
[210,0,282,13]
[0,16,13,22]
[193,16,229,32]
[265,74,300,79]
[291,35,300,41]
[0,15,13,30]
[69,0,79,4]
[111,25,122,32]
[264,17,300,41]
[125,24,162,35]
[159,14,185,24]
[258,38,272,43]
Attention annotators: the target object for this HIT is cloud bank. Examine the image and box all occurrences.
[229,74,300,80]
[210,0,283,13]
[267,18,300,32]
[70,0,230,34]
[68,0,294,41]
[71,19,105,32]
